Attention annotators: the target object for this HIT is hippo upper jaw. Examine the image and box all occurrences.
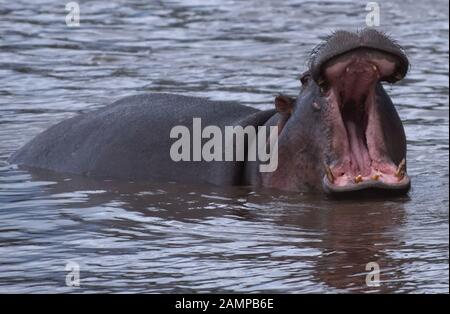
[309,29,409,86]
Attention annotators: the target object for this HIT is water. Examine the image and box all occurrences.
[0,0,448,293]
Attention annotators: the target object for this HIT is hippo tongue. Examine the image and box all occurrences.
[344,117,371,176]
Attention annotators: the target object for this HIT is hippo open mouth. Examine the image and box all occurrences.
[317,46,410,194]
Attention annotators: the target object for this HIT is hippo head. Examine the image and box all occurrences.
[269,29,411,195]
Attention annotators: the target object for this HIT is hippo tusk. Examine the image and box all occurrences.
[354,175,363,184]
[395,158,406,180]
[324,164,335,183]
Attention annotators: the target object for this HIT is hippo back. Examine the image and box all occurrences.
[10,93,273,185]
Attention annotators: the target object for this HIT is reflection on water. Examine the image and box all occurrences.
[0,0,448,293]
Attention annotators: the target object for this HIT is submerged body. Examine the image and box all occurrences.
[10,94,275,186]
[10,29,411,195]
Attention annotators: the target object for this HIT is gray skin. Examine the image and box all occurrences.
[10,94,275,186]
[9,29,411,195]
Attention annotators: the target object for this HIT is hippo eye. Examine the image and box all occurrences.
[299,72,311,85]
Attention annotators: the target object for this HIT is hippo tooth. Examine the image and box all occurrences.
[395,158,406,180]
[371,173,380,181]
[372,64,378,72]
[354,175,363,183]
[324,164,335,183]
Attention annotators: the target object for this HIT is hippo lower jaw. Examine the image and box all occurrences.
[322,173,411,195]
[321,48,411,194]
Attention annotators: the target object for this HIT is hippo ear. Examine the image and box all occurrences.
[275,94,295,116]
[274,94,295,134]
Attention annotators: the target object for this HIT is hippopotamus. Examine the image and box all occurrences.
[9,28,411,195]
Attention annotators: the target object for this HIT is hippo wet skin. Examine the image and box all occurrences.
[9,29,411,195]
